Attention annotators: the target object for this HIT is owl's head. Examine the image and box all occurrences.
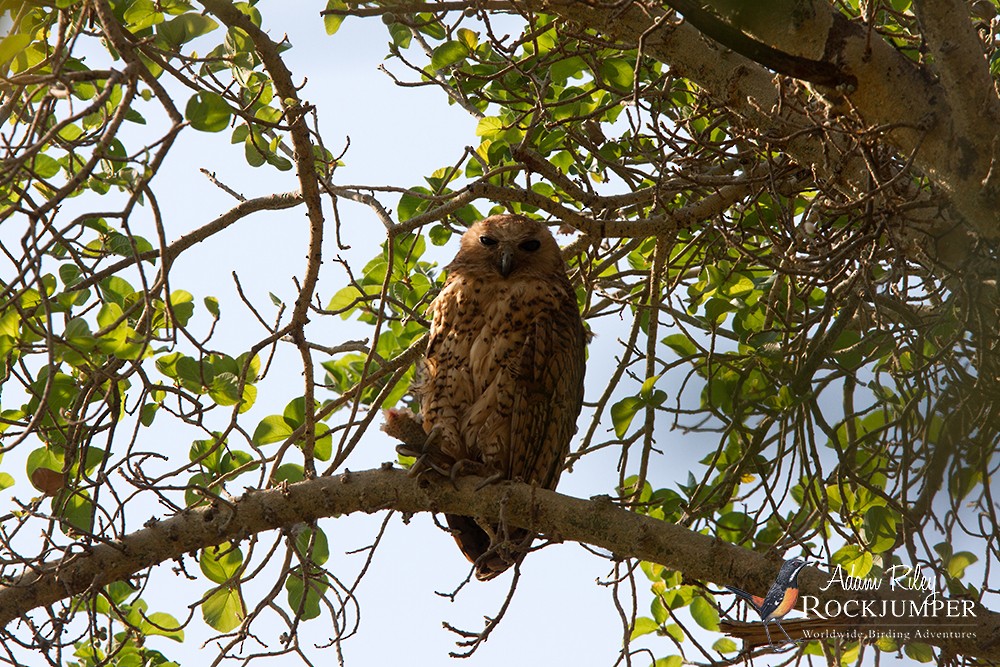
[451,214,566,279]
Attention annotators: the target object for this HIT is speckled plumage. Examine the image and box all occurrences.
[418,214,587,580]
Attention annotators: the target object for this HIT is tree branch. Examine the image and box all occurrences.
[661,0,856,88]
[73,191,305,291]
[2,468,997,661]
[535,0,987,260]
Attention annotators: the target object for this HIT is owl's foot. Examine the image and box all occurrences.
[473,472,504,491]
[448,459,490,489]
[400,424,450,478]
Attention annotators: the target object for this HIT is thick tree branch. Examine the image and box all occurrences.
[534,0,992,255]
[911,0,1000,141]
[2,468,997,661]
[661,0,856,88]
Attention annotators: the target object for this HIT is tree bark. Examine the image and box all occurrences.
[539,0,998,262]
[2,467,998,661]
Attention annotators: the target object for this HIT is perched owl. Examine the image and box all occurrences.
[417,214,587,580]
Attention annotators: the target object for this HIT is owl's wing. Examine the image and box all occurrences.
[417,279,477,464]
[507,291,586,488]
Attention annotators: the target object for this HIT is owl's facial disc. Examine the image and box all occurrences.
[468,217,552,278]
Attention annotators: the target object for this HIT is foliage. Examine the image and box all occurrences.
[0,0,997,665]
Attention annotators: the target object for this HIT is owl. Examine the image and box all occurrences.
[417,214,587,580]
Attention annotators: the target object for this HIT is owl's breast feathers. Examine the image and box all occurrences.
[420,271,585,487]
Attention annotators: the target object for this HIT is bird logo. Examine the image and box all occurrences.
[725,558,810,648]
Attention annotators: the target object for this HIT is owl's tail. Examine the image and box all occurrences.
[445,514,532,581]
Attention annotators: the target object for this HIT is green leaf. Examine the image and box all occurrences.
[166,293,196,325]
[209,372,242,406]
[600,58,634,89]
[56,490,95,535]
[397,189,431,222]
[294,527,330,566]
[63,317,95,348]
[285,567,329,620]
[200,543,244,584]
[201,586,244,632]
[273,463,305,485]
[832,544,874,578]
[244,135,266,167]
[388,22,412,49]
[0,473,14,490]
[324,0,348,34]
[429,224,452,246]
[653,657,682,667]
[58,123,83,143]
[457,27,478,50]
[639,375,661,400]
[629,616,659,640]
[204,296,220,318]
[237,352,261,383]
[712,638,738,654]
[139,402,159,427]
[97,302,124,331]
[327,286,363,316]
[947,551,978,580]
[661,333,697,357]
[158,13,219,48]
[863,505,897,553]
[140,612,184,641]
[176,356,203,387]
[475,116,504,138]
[312,424,333,461]
[186,92,232,132]
[32,154,62,179]
[610,395,643,438]
[100,275,136,307]
[0,32,32,67]
[237,384,257,413]
[903,642,935,663]
[283,397,307,426]
[430,40,469,70]
[252,415,295,445]
[124,0,164,30]
[689,596,720,631]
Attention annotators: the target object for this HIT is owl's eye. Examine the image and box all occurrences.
[479,235,498,247]
[519,239,541,252]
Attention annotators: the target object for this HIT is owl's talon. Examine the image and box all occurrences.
[395,443,421,459]
[447,459,492,488]
[423,424,443,450]
[474,473,504,491]
[448,459,469,489]
[409,453,450,478]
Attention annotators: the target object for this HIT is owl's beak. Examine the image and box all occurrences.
[498,247,515,277]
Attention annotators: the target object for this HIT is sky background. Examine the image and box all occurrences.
[2,2,985,665]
